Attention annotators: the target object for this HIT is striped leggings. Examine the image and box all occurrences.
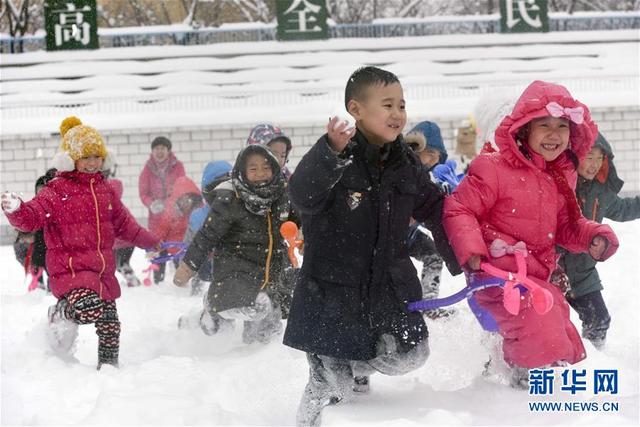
[60,288,120,365]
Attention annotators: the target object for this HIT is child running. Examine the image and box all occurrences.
[1,117,160,369]
[443,81,619,387]
[173,144,294,345]
[284,66,461,426]
[559,132,640,349]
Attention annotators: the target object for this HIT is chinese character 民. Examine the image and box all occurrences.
[505,0,543,29]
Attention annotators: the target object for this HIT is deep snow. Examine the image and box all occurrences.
[1,220,638,426]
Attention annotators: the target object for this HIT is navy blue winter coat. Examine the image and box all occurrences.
[283,130,461,360]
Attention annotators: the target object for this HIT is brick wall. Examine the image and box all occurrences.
[1,105,638,245]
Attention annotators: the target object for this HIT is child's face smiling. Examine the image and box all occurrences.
[76,155,103,174]
[349,82,407,146]
[244,153,273,185]
[527,116,570,162]
[578,147,605,180]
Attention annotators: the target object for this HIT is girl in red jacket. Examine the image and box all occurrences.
[153,176,202,284]
[1,117,160,370]
[443,81,619,386]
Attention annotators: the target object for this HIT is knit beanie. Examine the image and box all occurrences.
[246,123,291,153]
[151,136,172,151]
[52,116,111,172]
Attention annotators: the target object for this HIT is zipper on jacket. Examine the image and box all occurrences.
[260,209,274,290]
[592,197,599,221]
[68,257,76,278]
[90,178,107,298]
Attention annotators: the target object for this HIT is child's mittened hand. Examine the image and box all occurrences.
[149,199,164,214]
[589,235,609,260]
[466,255,482,271]
[173,262,195,287]
[327,116,355,153]
[1,192,20,213]
[145,242,164,260]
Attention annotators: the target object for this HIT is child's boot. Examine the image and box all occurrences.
[190,277,208,296]
[509,366,530,390]
[296,388,340,427]
[242,299,282,344]
[46,300,79,355]
[353,376,370,393]
[120,263,141,287]
[177,309,231,335]
[424,307,456,320]
[177,309,203,330]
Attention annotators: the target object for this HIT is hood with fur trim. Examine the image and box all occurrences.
[405,121,448,164]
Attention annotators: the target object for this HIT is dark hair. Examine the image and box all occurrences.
[344,66,400,109]
[35,168,57,192]
[151,136,172,151]
[102,163,118,179]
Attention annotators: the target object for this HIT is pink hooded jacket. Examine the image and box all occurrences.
[443,81,618,368]
[5,171,159,301]
[445,81,617,280]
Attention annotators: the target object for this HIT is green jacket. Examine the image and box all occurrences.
[559,134,640,298]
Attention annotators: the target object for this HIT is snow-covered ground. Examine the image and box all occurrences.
[1,219,638,426]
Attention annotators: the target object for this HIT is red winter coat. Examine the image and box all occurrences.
[155,176,202,246]
[107,178,132,250]
[138,152,185,236]
[444,80,618,368]
[5,171,159,301]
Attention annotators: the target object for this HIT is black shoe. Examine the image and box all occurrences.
[424,307,456,320]
[353,376,370,393]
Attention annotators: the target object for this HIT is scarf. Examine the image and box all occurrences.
[232,174,284,216]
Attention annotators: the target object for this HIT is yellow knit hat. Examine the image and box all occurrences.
[59,116,107,161]
[51,116,112,172]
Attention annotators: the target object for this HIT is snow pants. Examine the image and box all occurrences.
[60,288,120,365]
[407,229,443,300]
[296,336,429,426]
[471,275,586,369]
[567,290,611,349]
[202,291,282,344]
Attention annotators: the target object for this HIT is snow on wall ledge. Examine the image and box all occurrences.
[0,106,638,245]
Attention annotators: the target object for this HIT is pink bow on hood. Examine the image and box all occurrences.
[545,101,584,124]
[493,80,598,173]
